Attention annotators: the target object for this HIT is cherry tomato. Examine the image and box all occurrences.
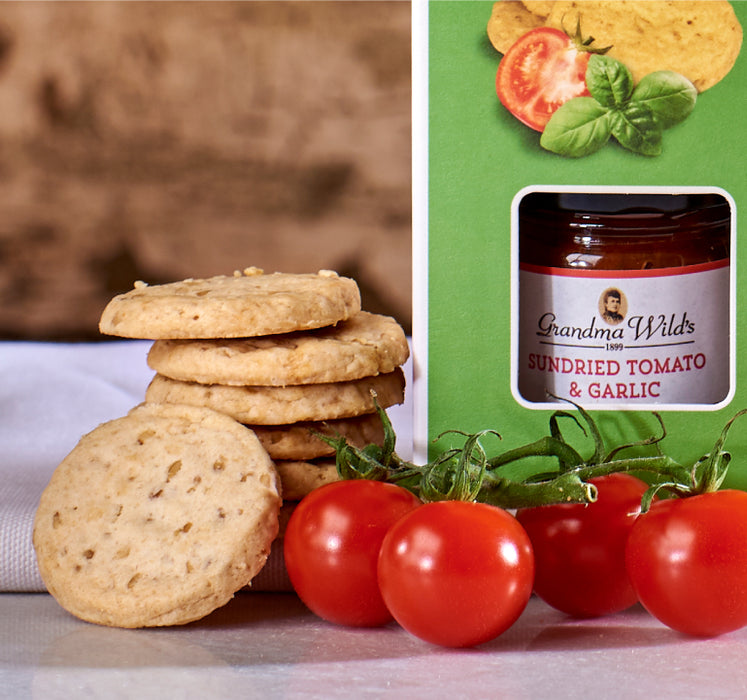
[377,500,534,648]
[496,27,591,131]
[516,473,648,618]
[283,479,421,627]
[625,489,747,637]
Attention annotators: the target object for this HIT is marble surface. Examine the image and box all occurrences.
[3,593,747,699]
[3,342,747,698]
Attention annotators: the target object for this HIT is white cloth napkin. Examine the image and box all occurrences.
[0,340,413,593]
[0,341,154,591]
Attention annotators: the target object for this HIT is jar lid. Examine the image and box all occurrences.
[519,192,731,236]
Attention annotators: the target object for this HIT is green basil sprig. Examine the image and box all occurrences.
[540,55,697,158]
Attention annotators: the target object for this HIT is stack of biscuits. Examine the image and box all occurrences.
[100,266,409,551]
[32,268,409,627]
[100,267,410,501]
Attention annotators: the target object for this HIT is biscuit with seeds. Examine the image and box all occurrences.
[32,402,281,628]
[145,369,406,425]
[250,413,386,461]
[273,459,341,501]
[99,268,361,340]
[147,311,409,387]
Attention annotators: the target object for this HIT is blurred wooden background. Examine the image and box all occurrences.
[0,1,412,340]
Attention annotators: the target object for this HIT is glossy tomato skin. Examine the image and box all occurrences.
[496,27,590,131]
[283,479,421,627]
[377,501,534,648]
[516,473,647,618]
[626,489,747,637]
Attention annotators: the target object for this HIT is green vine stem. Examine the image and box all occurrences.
[315,397,746,511]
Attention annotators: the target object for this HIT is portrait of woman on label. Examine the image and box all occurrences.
[600,288,626,325]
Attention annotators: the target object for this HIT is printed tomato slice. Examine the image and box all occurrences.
[496,27,591,131]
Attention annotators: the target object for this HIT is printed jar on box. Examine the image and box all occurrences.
[514,191,732,408]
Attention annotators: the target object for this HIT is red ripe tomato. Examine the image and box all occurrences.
[496,27,591,131]
[283,479,421,627]
[377,500,534,648]
[516,473,648,618]
[626,489,747,637]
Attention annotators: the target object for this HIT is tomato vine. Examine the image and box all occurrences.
[317,397,747,511]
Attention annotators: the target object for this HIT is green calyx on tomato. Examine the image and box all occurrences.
[517,472,648,618]
[636,408,747,511]
[561,16,614,56]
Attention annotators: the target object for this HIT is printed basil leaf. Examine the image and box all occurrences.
[631,71,697,129]
[586,55,634,109]
[610,102,663,156]
[540,97,612,158]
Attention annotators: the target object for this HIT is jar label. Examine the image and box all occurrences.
[515,260,731,407]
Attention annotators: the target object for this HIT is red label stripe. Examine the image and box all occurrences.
[519,258,729,279]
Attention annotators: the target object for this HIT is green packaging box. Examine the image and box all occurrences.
[412,1,747,488]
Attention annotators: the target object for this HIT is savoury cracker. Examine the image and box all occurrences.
[99,268,361,340]
[145,369,406,425]
[273,459,341,501]
[147,311,409,387]
[33,403,281,628]
[250,413,386,461]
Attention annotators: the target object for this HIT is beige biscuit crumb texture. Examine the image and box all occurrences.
[133,280,148,289]
[144,368,406,425]
[250,413,386,460]
[317,269,338,278]
[274,459,340,500]
[98,269,362,339]
[242,267,264,276]
[32,403,282,628]
[145,311,409,387]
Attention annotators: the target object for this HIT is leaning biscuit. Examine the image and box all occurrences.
[145,369,406,425]
[99,268,361,340]
[544,0,742,91]
[250,413,386,461]
[32,403,281,628]
[147,311,409,387]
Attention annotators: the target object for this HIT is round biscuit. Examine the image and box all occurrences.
[249,413,386,461]
[32,402,281,628]
[98,268,361,340]
[544,1,742,91]
[273,459,341,501]
[144,369,406,425]
[147,311,409,386]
